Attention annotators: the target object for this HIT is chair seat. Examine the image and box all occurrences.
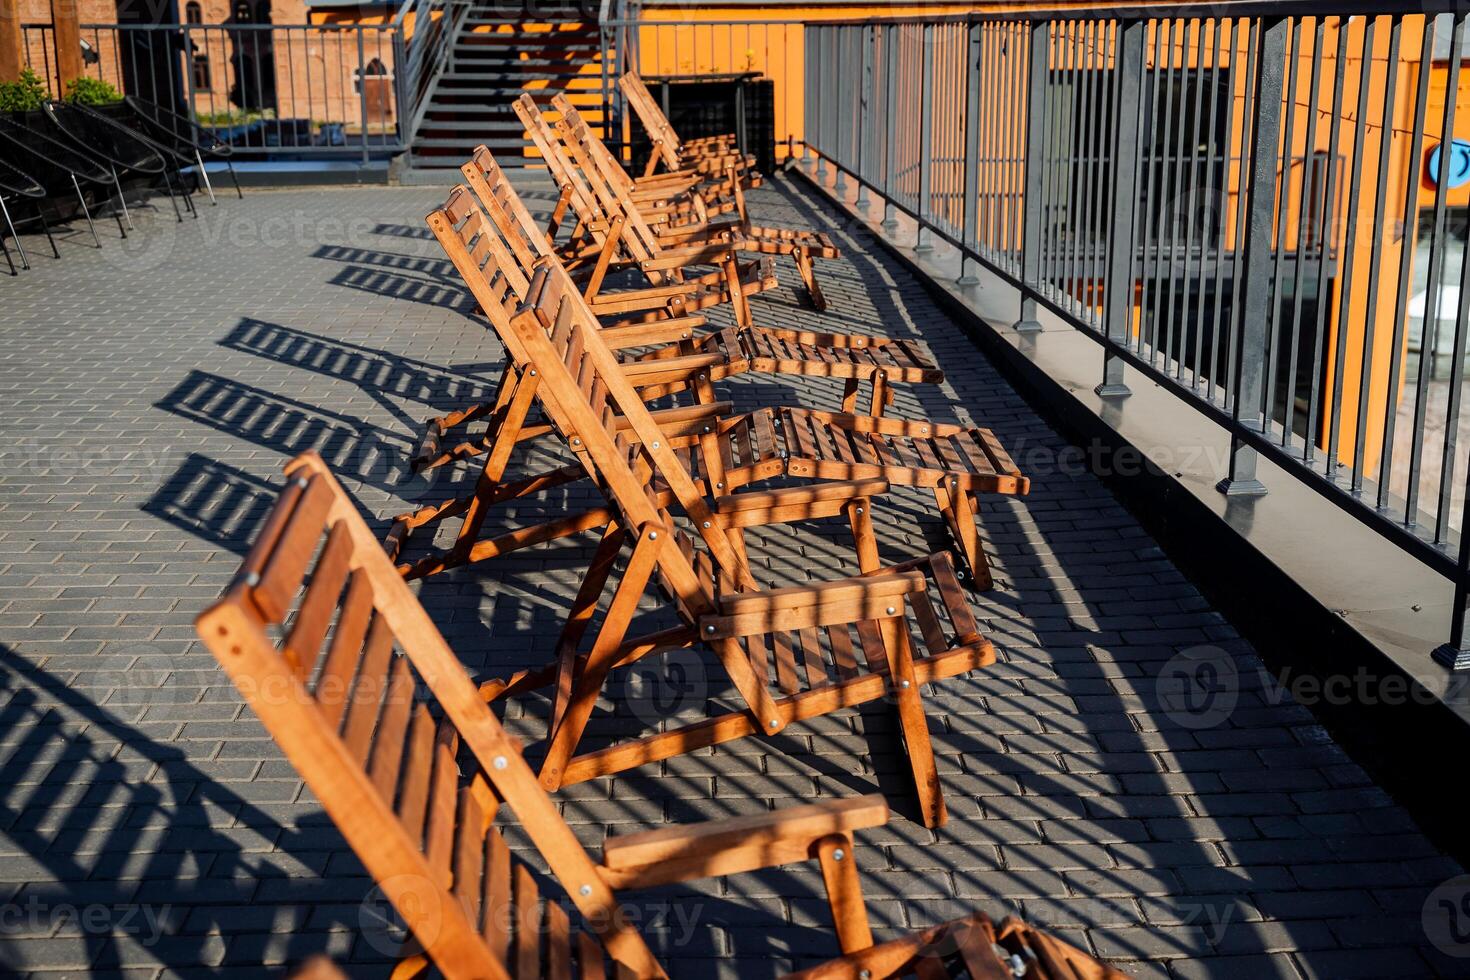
[701,326,943,385]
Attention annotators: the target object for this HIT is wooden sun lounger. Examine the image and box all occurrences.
[549,93,840,312]
[464,256,1020,826]
[409,149,942,478]
[619,69,761,181]
[513,94,783,326]
[414,186,1026,588]
[203,459,1128,979]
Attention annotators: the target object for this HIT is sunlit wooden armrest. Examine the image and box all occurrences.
[598,795,890,889]
[702,569,927,637]
[600,314,707,349]
[712,478,890,528]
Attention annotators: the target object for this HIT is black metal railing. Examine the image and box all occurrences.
[22,21,416,160]
[800,7,1470,662]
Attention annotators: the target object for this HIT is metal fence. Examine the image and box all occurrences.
[801,8,1470,658]
[599,16,806,161]
[22,21,413,160]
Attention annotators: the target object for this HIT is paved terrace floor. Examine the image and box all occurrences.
[0,175,1464,980]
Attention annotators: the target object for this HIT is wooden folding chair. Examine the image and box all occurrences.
[549,93,840,312]
[513,93,782,326]
[199,453,1131,980]
[418,187,1026,589]
[619,69,761,182]
[473,261,1018,827]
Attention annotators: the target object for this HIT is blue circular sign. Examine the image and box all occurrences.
[1428,139,1470,189]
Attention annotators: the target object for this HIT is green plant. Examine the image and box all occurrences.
[63,77,122,106]
[0,68,48,113]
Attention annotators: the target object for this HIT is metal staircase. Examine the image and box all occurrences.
[405,0,607,170]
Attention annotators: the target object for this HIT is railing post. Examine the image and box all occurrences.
[856,23,874,209]
[882,22,899,230]
[1013,20,1049,333]
[915,22,935,253]
[358,27,370,166]
[1218,15,1288,498]
[958,19,982,285]
[1098,18,1144,397]
[816,26,829,179]
[834,26,848,192]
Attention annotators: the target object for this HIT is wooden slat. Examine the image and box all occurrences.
[341,615,395,762]
[797,627,827,688]
[908,591,950,658]
[827,624,859,679]
[482,829,512,962]
[576,931,604,980]
[254,473,334,622]
[453,787,486,920]
[975,425,1020,476]
[514,864,540,979]
[314,571,374,726]
[283,520,352,681]
[853,618,890,677]
[545,897,572,980]
[771,631,801,694]
[368,654,415,800]
[395,704,436,841]
[424,722,461,887]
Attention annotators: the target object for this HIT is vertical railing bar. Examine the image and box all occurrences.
[1160,18,1188,374]
[1263,18,1304,436]
[958,20,982,279]
[915,21,935,251]
[1303,17,1351,467]
[1406,13,1463,526]
[857,23,875,206]
[358,27,369,164]
[1220,13,1289,497]
[1436,151,1470,546]
[1225,18,1262,411]
[1100,17,1144,396]
[1203,18,1232,401]
[1376,18,1437,512]
[1138,19,1166,363]
[1015,19,1047,330]
[1180,19,1209,381]
[1282,18,1326,449]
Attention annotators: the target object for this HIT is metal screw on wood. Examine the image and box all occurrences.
[832,848,845,861]
[492,756,507,770]
[886,606,895,615]
[579,884,593,896]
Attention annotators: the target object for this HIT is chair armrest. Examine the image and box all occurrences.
[598,795,889,889]
[702,569,927,638]
[600,314,707,349]
[712,478,889,529]
[639,242,738,271]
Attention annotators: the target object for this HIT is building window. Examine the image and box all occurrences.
[185,1,202,23]
[192,55,211,89]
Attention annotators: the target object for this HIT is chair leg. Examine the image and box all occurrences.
[35,203,60,259]
[878,617,946,828]
[933,481,992,591]
[73,176,101,248]
[539,524,661,791]
[196,150,218,205]
[111,166,134,232]
[0,195,28,271]
[227,161,243,199]
[160,171,184,222]
[0,226,15,276]
[793,246,827,311]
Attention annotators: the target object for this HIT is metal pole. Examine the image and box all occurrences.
[1218,15,1288,498]
[1014,20,1049,332]
[958,20,982,284]
[882,22,899,229]
[856,23,874,209]
[915,22,935,252]
[816,26,829,179]
[1098,18,1144,397]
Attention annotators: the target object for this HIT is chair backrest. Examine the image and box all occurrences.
[460,144,555,271]
[512,94,673,279]
[195,451,661,978]
[510,95,615,247]
[617,72,684,171]
[512,259,758,600]
[548,95,671,262]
